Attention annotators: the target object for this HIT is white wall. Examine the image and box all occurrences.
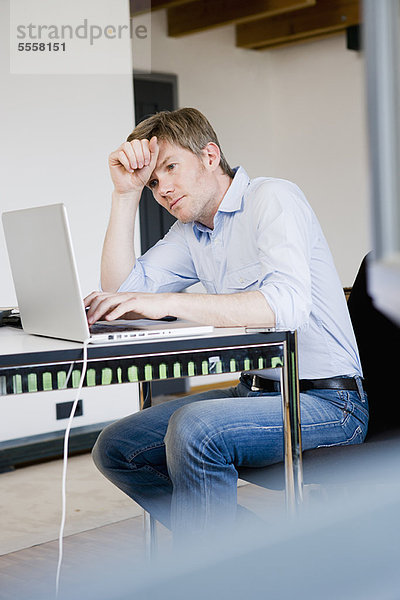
[148,11,370,286]
[0,0,136,306]
[1,4,371,295]
[149,11,272,180]
[266,36,370,285]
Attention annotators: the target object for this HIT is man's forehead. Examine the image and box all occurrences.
[151,140,197,179]
[156,139,186,162]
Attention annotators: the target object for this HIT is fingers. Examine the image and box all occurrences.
[148,136,159,172]
[103,300,136,322]
[109,148,131,172]
[84,291,167,323]
[142,140,151,167]
[103,295,164,322]
[84,291,106,324]
[149,136,159,158]
[85,291,128,324]
[128,140,146,170]
[110,138,157,174]
[84,291,105,309]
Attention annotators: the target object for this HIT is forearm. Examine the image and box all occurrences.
[164,290,276,327]
[101,190,141,292]
[85,288,276,326]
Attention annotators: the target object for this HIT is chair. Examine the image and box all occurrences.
[347,253,400,438]
[239,253,400,494]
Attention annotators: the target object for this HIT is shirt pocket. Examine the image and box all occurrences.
[225,264,260,292]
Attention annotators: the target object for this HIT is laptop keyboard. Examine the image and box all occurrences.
[90,323,142,334]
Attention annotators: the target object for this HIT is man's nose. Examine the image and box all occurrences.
[158,176,174,197]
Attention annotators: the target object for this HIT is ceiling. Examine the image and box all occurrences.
[130,0,361,50]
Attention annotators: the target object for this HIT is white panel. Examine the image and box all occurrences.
[0,383,139,442]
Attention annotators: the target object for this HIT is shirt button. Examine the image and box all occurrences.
[240,278,244,283]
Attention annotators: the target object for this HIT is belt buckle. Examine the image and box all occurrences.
[250,375,260,392]
[355,376,364,400]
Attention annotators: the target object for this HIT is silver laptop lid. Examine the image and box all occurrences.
[2,203,90,342]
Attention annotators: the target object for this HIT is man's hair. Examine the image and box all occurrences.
[127,107,234,178]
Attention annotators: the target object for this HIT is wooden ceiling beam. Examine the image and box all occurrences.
[254,29,346,50]
[236,0,360,49]
[130,0,198,17]
[167,0,316,38]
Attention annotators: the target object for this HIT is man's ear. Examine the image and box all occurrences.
[202,142,221,172]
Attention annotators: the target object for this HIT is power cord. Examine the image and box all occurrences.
[55,339,90,599]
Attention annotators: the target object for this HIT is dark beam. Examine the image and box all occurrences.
[346,24,361,51]
[167,0,315,37]
[236,0,360,50]
[130,0,198,17]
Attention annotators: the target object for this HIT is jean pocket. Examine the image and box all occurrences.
[340,407,368,444]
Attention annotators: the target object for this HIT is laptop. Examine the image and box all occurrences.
[2,203,214,344]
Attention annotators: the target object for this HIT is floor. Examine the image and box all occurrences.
[0,391,285,600]
[0,453,284,600]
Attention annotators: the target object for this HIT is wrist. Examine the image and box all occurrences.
[163,293,176,317]
[112,188,142,202]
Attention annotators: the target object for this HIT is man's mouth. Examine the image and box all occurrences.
[169,196,184,210]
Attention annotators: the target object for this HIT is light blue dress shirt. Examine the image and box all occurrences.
[118,167,362,380]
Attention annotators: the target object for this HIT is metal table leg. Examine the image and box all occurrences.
[280,331,303,513]
[143,511,158,559]
[139,380,158,557]
[140,380,152,410]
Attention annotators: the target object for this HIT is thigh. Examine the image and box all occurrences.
[94,386,239,465]
[164,390,364,468]
[165,394,285,467]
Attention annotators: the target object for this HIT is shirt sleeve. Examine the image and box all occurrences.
[252,179,313,331]
[117,221,200,293]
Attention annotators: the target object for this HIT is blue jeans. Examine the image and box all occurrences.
[92,377,368,537]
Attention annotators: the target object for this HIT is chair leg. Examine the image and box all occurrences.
[144,510,158,559]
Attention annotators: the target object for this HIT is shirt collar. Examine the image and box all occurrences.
[192,166,250,237]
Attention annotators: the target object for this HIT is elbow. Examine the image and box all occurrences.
[261,286,311,331]
[278,299,311,331]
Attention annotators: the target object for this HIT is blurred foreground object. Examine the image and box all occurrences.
[364,0,400,325]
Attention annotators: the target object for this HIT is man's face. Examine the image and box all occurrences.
[146,140,220,228]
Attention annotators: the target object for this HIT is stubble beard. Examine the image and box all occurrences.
[181,172,219,226]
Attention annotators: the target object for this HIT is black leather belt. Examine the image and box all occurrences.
[241,374,359,393]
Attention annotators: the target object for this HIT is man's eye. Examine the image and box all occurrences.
[148,179,157,189]
[167,164,176,171]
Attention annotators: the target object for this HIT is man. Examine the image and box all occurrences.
[87,108,368,538]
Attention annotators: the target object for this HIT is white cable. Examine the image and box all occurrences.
[55,339,90,599]
[62,362,75,391]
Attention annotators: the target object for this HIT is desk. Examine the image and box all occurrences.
[0,326,303,510]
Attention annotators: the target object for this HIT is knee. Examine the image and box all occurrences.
[92,420,128,474]
[92,423,114,473]
[166,403,203,444]
[164,403,215,465]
